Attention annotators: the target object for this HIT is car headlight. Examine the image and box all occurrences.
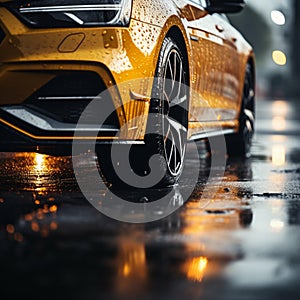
[6,0,132,28]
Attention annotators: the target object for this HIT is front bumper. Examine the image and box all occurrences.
[0,6,159,150]
[0,104,145,155]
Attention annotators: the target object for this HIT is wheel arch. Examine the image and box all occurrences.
[165,25,190,93]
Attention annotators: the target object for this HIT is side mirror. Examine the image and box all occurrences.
[206,0,245,14]
[180,4,208,21]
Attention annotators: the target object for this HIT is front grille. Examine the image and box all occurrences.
[25,71,120,128]
[0,26,5,45]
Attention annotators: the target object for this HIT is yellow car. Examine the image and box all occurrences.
[0,0,255,186]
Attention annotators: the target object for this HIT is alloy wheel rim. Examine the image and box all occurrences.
[162,48,188,177]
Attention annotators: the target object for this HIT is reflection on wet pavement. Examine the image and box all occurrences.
[0,152,76,193]
[0,99,300,299]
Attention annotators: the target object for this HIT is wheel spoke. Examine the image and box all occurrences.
[246,120,253,132]
[170,94,187,107]
[176,59,183,97]
[167,117,187,170]
[249,88,255,98]
[167,131,176,165]
[163,117,171,142]
[173,53,177,83]
[168,117,187,136]
[166,128,180,174]
[244,108,255,122]
[167,59,175,95]
[163,89,170,104]
[172,133,177,171]
[168,58,174,80]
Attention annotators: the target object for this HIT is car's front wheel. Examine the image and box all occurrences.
[98,37,189,189]
[145,36,189,186]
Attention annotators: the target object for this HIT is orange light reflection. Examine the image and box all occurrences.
[270,219,285,232]
[186,256,208,282]
[272,100,288,116]
[29,153,53,194]
[272,101,288,132]
[118,242,147,279]
[272,145,286,166]
[34,153,48,173]
[272,116,286,131]
[115,237,148,297]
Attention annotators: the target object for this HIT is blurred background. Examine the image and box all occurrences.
[228,0,300,99]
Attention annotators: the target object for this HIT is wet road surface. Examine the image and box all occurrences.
[1,98,300,300]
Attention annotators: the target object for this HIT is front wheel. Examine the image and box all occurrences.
[145,37,189,186]
[98,37,189,189]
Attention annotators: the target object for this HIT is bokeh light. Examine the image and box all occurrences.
[272,145,286,166]
[272,50,287,66]
[271,10,286,25]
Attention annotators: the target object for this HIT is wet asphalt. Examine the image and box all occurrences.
[0,98,300,300]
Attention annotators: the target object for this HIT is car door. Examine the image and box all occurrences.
[184,0,241,131]
[209,12,241,121]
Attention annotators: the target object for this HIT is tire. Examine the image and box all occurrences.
[145,36,189,185]
[98,37,189,189]
[226,64,255,158]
